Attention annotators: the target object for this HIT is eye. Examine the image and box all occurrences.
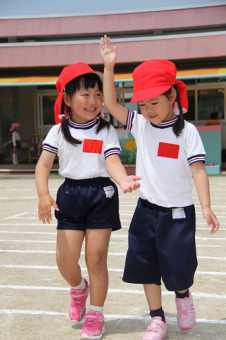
[152,102,158,105]
[139,103,145,107]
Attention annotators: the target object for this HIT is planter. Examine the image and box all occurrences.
[124,164,136,176]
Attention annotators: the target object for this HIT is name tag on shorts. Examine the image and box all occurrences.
[104,186,115,198]
[172,208,186,219]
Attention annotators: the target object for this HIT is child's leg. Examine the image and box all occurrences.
[144,283,162,310]
[85,228,112,307]
[142,284,167,340]
[56,229,85,286]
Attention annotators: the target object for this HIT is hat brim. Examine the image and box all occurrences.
[131,85,172,103]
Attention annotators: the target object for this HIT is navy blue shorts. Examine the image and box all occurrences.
[123,198,197,291]
[55,177,121,232]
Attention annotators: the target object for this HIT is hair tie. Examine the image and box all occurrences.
[96,103,105,120]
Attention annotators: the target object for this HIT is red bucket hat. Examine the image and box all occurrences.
[131,59,188,114]
[54,62,103,124]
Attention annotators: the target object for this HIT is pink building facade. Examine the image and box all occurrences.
[0,3,226,164]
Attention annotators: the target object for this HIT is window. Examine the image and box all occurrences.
[186,90,195,121]
[198,88,224,120]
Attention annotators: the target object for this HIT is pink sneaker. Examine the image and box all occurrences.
[67,278,89,323]
[175,290,196,330]
[79,311,105,340]
[142,317,167,340]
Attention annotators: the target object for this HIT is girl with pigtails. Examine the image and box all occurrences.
[100,35,219,340]
[35,62,140,340]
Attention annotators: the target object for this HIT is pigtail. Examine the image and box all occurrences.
[96,116,110,134]
[60,101,82,146]
[172,84,185,137]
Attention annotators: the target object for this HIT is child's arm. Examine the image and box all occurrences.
[35,150,59,224]
[191,161,219,234]
[100,35,128,126]
[106,154,140,193]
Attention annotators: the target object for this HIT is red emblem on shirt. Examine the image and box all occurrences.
[83,139,103,154]
[157,142,180,159]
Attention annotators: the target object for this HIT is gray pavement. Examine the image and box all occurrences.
[0,175,226,339]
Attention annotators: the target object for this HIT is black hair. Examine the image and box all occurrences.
[60,73,110,146]
[162,84,185,137]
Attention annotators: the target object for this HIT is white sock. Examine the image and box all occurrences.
[13,153,17,164]
[89,304,104,314]
[71,278,86,291]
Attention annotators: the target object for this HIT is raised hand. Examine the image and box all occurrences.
[100,35,117,67]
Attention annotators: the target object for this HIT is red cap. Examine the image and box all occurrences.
[131,59,188,113]
[54,62,103,124]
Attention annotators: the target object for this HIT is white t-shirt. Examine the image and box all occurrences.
[12,131,20,146]
[43,118,121,180]
[125,111,206,208]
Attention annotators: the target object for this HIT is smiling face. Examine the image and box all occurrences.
[138,89,177,125]
[63,77,103,124]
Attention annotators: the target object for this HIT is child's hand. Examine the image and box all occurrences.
[120,176,141,193]
[202,207,219,234]
[100,35,117,67]
[38,194,59,224]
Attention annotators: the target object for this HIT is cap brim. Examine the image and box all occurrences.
[131,85,172,103]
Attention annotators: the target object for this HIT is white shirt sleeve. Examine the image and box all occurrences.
[103,124,121,159]
[42,125,60,154]
[185,122,206,165]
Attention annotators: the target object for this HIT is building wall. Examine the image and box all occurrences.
[0,5,225,67]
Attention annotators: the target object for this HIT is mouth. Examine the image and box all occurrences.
[85,108,97,113]
[149,115,157,119]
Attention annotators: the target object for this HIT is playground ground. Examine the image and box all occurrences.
[0,174,225,340]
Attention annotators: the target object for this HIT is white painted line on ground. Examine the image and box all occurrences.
[0,197,38,199]
[0,250,226,260]
[0,309,225,325]
[0,240,56,243]
[0,286,225,299]
[0,223,57,226]
[196,237,226,240]
[0,231,56,235]
[0,240,225,248]
[1,265,226,276]
[3,212,29,220]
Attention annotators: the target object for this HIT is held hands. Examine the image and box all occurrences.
[100,35,117,67]
[120,175,141,193]
[202,207,219,234]
[38,193,59,224]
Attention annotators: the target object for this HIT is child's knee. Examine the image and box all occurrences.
[86,252,106,270]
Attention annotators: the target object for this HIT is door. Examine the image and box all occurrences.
[37,90,58,133]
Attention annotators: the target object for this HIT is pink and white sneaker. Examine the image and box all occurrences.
[67,278,89,323]
[142,317,167,340]
[175,290,196,330]
[79,311,105,339]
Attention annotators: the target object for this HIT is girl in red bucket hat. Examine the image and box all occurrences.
[101,36,219,340]
[35,62,140,340]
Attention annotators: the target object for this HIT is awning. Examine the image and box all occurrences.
[0,67,226,86]
[114,67,226,82]
[0,75,58,87]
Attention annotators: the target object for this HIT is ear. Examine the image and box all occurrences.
[169,88,177,104]
[62,92,71,107]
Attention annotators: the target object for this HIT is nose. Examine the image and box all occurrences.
[88,94,97,104]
